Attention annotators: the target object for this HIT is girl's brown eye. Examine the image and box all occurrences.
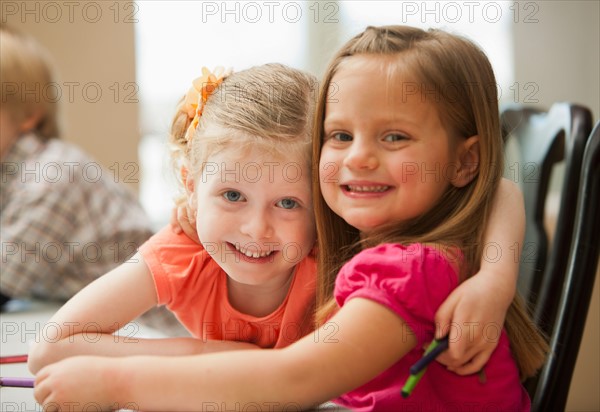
[334,132,353,142]
[384,134,408,142]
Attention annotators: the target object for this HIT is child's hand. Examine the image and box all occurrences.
[433,274,510,375]
[170,200,200,244]
[34,356,124,411]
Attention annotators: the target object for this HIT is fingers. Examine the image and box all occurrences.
[178,209,200,244]
[170,207,182,234]
[435,333,497,375]
[450,350,493,376]
[175,204,200,244]
[33,368,52,409]
[185,202,196,226]
[435,339,473,369]
[433,293,459,340]
[170,203,198,242]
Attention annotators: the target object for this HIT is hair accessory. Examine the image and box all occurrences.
[183,66,232,142]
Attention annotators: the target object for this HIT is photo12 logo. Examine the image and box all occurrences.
[1,1,139,24]
[199,1,339,24]
[399,1,540,24]
[1,81,139,105]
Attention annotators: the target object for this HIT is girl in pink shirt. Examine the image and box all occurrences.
[33,27,547,411]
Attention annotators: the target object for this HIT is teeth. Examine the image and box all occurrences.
[234,243,273,258]
[346,185,389,192]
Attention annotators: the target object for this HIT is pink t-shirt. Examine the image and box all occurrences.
[139,227,316,348]
[333,243,530,412]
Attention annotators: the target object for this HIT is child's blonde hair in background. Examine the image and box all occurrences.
[169,63,317,195]
[0,24,60,139]
[311,25,548,379]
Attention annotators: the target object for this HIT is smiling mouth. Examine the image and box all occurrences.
[232,243,275,259]
[344,185,391,193]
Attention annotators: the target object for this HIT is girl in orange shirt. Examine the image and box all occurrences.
[29,64,320,372]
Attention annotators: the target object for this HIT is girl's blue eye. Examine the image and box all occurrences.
[277,198,298,209]
[223,191,244,202]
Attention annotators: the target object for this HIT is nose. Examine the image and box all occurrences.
[343,137,379,170]
[239,208,274,240]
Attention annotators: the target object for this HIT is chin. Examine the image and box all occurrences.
[344,217,386,233]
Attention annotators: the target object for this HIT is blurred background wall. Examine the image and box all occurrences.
[3,1,598,409]
[2,0,140,190]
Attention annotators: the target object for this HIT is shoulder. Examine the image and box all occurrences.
[334,243,461,345]
[342,243,459,278]
[141,227,222,306]
[29,138,97,172]
[335,243,460,312]
[139,225,222,276]
[293,249,317,276]
[23,138,128,190]
[141,225,205,256]
[288,250,317,295]
[8,138,102,191]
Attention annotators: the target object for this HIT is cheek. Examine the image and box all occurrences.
[193,198,217,239]
[284,219,316,261]
[194,215,209,242]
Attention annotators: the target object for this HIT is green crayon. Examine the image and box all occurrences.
[401,337,448,398]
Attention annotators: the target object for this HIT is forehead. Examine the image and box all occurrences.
[326,54,441,126]
[201,145,311,184]
[333,54,420,87]
[209,141,307,166]
[329,54,422,110]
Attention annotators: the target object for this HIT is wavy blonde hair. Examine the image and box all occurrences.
[312,25,548,379]
[0,24,60,139]
[169,63,317,195]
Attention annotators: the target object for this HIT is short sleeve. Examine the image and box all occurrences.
[334,243,460,346]
[139,226,218,308]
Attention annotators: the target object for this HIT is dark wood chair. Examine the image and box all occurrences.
[531,121,600,411]
[501,103,593,335]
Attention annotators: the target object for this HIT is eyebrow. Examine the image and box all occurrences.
[324,114,422,130]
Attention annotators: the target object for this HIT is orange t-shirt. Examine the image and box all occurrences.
[139,227,316,348]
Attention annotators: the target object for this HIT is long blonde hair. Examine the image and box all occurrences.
[0,24,60,139]
[312,25,547,379]
[169,63,317,194]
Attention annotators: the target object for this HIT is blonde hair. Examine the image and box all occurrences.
[169,63,317,193]
[312,26,547,379]
[0,24,60,139]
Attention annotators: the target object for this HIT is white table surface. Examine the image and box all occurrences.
[1,300,166,412]
[1,300,58,412]
[1,301,348,411]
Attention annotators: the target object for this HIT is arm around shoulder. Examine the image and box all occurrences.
[433,178,525,372]
[481,177,525,295]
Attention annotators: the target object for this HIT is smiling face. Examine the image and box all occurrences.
[320,54,469,234]
[192,144,315,288]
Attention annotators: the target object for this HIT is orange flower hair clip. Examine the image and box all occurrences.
[184,66,232,142]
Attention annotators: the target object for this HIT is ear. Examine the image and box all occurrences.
[451,135,480,188]
[181,166,197,211]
